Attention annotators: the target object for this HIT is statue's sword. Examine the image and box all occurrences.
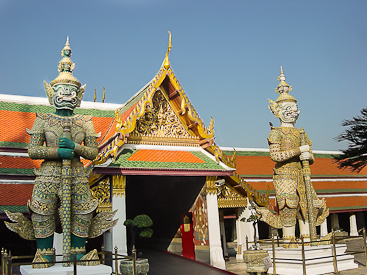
[300,127,317,246]
[61,122,72,266]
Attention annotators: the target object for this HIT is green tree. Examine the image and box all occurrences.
[334,107,367,172]
[124,214,153,256]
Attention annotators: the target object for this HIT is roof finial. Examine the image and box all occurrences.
[163,31,172,69]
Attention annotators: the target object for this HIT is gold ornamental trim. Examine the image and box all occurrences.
[229,172,270,207]
[127,135,200,147]
[207,144,236,168]
[90,178,112,213]
[205,176,218,195]
[218,185,248,208]
[112,175,126,197]
[218,198,247,208]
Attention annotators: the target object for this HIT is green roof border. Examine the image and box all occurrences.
[108,149,227,171]
[0,102,115,117]
[0,205,28,213]
[0,168,34,176]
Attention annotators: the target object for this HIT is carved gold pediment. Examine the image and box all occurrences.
[218,185,247,209]
[129,90,193,144]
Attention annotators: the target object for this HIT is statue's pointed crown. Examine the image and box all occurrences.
[268,67,296,118]
[274,66,296,103]
[50,36,81,88]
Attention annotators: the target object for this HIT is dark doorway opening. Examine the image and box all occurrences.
[125,175,205,252]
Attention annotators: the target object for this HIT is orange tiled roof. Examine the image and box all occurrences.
[0,156,42,169]
[237,155,367,176]
[0,110,35,145]
[0,103,116,148]
[127,150,206,163]
[265,196,367,211]
[0,184,33,206]
[249,180,367,193]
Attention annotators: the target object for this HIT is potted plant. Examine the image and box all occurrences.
[120,214,153,275]
[241,202,271,274]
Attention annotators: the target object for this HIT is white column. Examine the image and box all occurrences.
[110,175,127,273]
[111,175,127,254]
[112,195,127,254]
[349,213,358,236]
[320,217,328,238]
[236,199,257,259]
[236,207,244,260]
[206,176,226,270]
[53,233,63,261]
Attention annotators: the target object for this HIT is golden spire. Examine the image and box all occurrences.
[274,66,295,103]
[102,87,105,103]
[94,88,97,102]
[163,31,172,70]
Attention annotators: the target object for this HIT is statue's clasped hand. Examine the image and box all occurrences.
[300,152,312,161]
[299,145,310,153]
[58,137,75,159]
[299,145,312,161]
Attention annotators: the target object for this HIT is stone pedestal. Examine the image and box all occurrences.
[243,250,270,274]
[20,264,112,275]
[120,258,149,275]
[267,244,358,275]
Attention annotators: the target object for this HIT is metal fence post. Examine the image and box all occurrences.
[332,231,339,274]
[114,246,119,275]
[101,244,105,265]
[132,245,137,275]
[302,237,306,275]
[73,252,77,275]
[3,249,8,275]
[1,248,5,275]
[363,228,367,267]
[8,250,12,275]
[277,232,280,247]
[272,234,276,275]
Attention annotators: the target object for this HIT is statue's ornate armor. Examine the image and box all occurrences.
[268,126,322,227]
[27,113,99,238]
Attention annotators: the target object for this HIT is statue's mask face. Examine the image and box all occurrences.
[279,102,300,124]
[52,84,80,110]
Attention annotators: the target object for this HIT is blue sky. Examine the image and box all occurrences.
[0,0,366,151]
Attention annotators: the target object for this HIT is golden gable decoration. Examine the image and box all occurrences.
[218,185,248,208]
[131,90,191,138]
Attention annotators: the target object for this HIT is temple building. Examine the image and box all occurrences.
[1,36,367,270]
